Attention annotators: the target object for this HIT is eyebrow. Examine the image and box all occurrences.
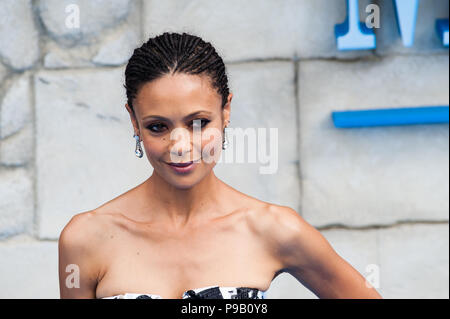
[142,110,213,122]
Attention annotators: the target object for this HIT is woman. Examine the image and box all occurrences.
[58,32,382,299]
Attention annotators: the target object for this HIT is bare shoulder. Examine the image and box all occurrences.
[225,183,307,237]
[58,210,110,298]
[245,203,331,270]
[246,203,383,298]
[59,210,108,246]
[219,183,317,259]
[245,202,308,242]
[59,208,123,258]
[58,210,112,273]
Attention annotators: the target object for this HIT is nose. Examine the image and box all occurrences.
[169,128,192,159]
[175,144,186,156]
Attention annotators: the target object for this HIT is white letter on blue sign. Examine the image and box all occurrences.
[335,0,376,51]
[393,0,419,47]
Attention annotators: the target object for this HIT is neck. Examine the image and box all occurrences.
[144,169,225,229]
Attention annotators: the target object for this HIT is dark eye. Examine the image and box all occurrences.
[147,122,167,133]
[191,118,210,129]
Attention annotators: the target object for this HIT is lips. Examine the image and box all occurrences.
[165,159,200,174]
[168,161,193,167]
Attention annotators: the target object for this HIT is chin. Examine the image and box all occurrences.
[169,178,200,190]
[158,171,200,189]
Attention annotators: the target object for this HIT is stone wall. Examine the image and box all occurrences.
[0,0,448,298]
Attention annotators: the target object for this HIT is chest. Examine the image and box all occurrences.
[95,220,276,298]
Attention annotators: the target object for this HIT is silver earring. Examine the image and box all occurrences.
[134,134,143,158]
[222,127,229,150]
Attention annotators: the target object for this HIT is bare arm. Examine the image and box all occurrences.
[262,205,382,299]
[58,211,102,299]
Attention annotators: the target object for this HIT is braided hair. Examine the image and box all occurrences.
[124,32,230,114]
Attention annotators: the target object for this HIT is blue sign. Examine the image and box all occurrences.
[332,106,449,128]
[335,0,449,50]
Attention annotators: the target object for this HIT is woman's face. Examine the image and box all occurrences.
[126,72,231,189]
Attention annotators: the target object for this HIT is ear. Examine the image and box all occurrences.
[125,103,140,136]
[222,92,232,128]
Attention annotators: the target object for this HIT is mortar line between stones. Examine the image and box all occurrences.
[232,51,449,63]
[29,0,45,240]
[375,225,381,287]
[38,50,449,73]
[30,70,39,240]
[30,0,45,69]
[139,0,145,43]
[293,56,302,216]
[316,219,449,231]
[0,79,2,158]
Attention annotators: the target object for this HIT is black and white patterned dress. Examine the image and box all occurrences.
[101,285,266,299]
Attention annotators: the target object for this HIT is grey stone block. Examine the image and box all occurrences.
[91,27,140,66]
[0,63,9,84]
[0,236,59,298]
[143,0,374,61]
[0,0,39,70]
[0,75,32,139]
[377,223,449,298]
[35,67,152,239]
[214,61,299,210]
[0,168,34,239]
[298,55,449,227]
[266,224,449,299]
[38,0,131,47]
[41,1,141,68]
[0,124,33,166]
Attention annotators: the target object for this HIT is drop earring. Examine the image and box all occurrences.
[222,120,230,150]
[134,134,143,158]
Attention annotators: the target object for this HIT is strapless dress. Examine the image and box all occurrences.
[100,285,266,299]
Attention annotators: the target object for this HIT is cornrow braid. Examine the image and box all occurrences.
[124,32,230,113]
